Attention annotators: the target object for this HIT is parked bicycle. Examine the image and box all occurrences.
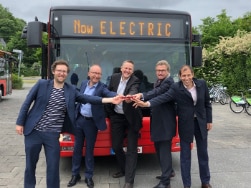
[209,84,230,105]
[229,89,251,115]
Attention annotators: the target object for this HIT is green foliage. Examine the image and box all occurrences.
[202,31,251,95]
[0,5,26,43]
[19,63,40,77]
[198,10,239,48]
[12,73,23,89]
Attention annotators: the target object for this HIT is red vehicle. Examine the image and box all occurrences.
[23,6,201,157]
[0,50,15,102]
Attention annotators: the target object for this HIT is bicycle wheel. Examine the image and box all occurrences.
[219,91,230,105]
[229,100,244,113]
[245,99,251,115]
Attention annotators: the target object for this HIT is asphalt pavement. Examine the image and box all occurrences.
[0,81,251,188]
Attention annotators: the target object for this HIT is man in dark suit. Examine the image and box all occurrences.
[15,60,122,188]
[106,60,142,188]
[133,60,176,188]
[133,65,213,188]
[67,64,117,188]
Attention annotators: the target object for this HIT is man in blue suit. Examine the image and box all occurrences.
[15,60,122,188]
[68,64,117,188]
[133,65,213,188]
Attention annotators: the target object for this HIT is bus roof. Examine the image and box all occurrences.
[50,6,190,16]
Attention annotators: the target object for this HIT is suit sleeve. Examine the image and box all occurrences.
[204,81,212,123]
[16,80,40,125]
[75,90,103,104]
[149,86,175,107]
[143,79,173,101]
[101,84,117,97]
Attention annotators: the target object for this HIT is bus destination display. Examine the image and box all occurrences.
[61,15,185,38]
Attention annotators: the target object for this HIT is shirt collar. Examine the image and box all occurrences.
[183,80,196,89]
[87,81,98,88]
[120,76,130,83]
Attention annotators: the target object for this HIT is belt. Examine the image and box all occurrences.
[81,115,93,120]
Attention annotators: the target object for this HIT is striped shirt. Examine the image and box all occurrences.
[34,87,66,132]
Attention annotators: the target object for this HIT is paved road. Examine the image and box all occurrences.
[0,82,251,188]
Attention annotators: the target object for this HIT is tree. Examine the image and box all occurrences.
[198,10,239,48]
[202,30,251,95]
[233,12,251,32]
[0,5,26,43]
[7,31,38,67]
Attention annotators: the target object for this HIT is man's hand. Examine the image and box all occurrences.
[123,95,136,103]
[16,125,24,135]
[112,95,124,104]
[132,98,150,108]
[133,93,142,100]
[207,123,213,131]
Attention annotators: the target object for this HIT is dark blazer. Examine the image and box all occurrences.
[75,80,117,131]
[16,79,103,136]
[106,73,142,131]
[149,78,212,142]
[143,77,176,142]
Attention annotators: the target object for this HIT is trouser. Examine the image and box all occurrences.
[111,113,139,184]
[24,130,60,188]
[180,118,210,187]
[154,140,172,185]
[71,116,98,178]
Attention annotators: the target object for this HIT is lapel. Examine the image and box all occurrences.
[114,73,122,91]
[46,80,54,101]
[93,82,101,96]
[178,81,192,98]
[64,83,70,108]
[80,80,88,93]
[194,79,202,103]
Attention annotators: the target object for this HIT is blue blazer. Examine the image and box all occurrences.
[16,79,103,135]
[76,80,117,131]
[149,78,212,142]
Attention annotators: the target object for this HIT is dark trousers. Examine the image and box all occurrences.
[71,116,98,178]
[154,140,172,185]
[111,113,139,184]
[180,118,210,187]
[24,130,60,188]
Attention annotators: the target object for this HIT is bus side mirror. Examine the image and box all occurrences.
[192,46,202,67]
[27,21,45,48]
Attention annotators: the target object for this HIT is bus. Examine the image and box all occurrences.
[23,6,202,157]
[0,50,16,102]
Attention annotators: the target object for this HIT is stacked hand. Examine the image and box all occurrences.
[112,95,124,104]
[112,94,149,107]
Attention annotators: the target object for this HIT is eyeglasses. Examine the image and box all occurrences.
[55,70,68,74]
[155,69,167,72]
[90,72,102,75]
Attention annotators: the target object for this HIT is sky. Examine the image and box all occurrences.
[0,0,250,27]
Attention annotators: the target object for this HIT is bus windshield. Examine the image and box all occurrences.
[54,38,189,88]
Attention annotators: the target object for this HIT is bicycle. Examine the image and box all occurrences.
[229,89,251,115]
[209,84,230,105]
